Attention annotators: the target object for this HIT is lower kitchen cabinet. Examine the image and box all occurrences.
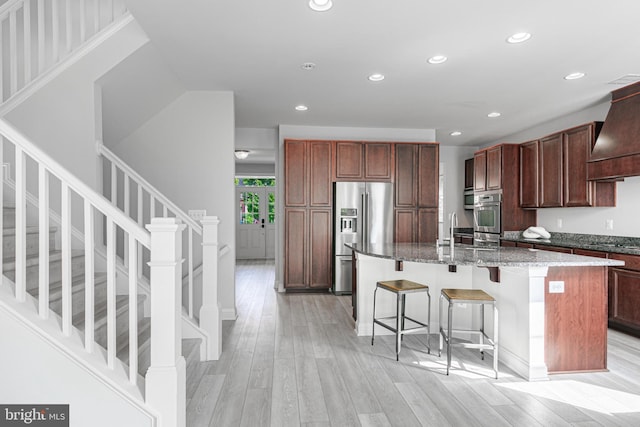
[608,253,640,337]
[394,208,437,243]
[284,208,332,289]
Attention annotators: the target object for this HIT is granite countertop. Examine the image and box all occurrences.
[346,242,624,268]
[502,231,640,256]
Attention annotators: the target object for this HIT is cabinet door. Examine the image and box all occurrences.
[608,267,640,335]
[417,144,439,208]
[395,144,417,207]
[563,125,593,207]
[535,244,572,254]
[309,209,332,289]
[519,140,539,208]
[284,208,307,288]
[394,209,416,243]
[309,141,333,206]
[486,146,502,190]
[284,140,307,206]
[417,208,438,243]
[464,158,474,190]
[474,150,487,191]
[336,142,363,179]
[539,133,563,207]
[364,143,392,180]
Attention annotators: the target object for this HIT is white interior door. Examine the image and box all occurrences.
[236,186,276,259]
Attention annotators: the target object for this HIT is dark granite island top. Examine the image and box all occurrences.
[346,242,624,268]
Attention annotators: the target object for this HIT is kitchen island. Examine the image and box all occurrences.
[347,242,623,380]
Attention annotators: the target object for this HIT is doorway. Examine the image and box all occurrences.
[235,178,276,259]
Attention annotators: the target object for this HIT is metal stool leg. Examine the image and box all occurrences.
[396,293,402,361]
[447,300,453,375]
[493,302,499,379]
[426,290,431,354]
[371,286,378,346]
[480,303,485,360]
[438,293,443,357]
[401,294,407,341]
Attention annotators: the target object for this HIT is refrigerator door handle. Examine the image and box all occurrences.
[362,192,369,246]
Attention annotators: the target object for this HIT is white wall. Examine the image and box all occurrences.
[0,309,155,427]
[113,91,237,318]
[487,99,640,237]
[276,125,439,290]
[4,19,149,189]
[440,145,478,229]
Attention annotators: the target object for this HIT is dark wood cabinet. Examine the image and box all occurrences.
[535,244,572,254]
[564,124,615,207]
[518,123,616,209]
[284,140,307,207]
[474,150,487,191]
[394,143,439,243]
[364,143,392,180]
[519,140,539,208]
[486,146,502,190]
[417,144,439,208]
[608,253,640,337]
[539,133,564,207]
[394,144,417,207]
[284,140,333,290]
[464,158,474,190]
[335,141,363,180]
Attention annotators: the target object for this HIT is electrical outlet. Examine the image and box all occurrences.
[605,219,614,230]
[188,210,207,221]
[557,218,563,229]
[549,281,565,293]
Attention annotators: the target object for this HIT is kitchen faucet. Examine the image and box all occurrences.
[450,211,458,252]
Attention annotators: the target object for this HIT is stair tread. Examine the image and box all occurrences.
[2,225,56,235]
[3,249,84,269]
[27,273,108,299]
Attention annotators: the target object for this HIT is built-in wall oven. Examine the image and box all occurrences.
[473,191,502,246]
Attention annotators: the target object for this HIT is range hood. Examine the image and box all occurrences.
[588,81,640,181]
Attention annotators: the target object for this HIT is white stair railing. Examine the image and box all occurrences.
[0,118,185,426]
[0,0,128,105]
[97,141,221,360]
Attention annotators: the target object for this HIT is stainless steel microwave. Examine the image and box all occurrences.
[463,189,474,210]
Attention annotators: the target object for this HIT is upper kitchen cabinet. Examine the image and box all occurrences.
[335,141,363,180]
[394,144,417,207]
[474,145,508,191]
[364,143,392,180]
[309,141,333,207]
[284,139,307,207]
[285,139,333,207]
[464,158,474,190]
[335,141,393,181]
[519,123,616,209]
[417,144,439,208]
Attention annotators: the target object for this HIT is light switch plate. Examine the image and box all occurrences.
[549,281,565,293]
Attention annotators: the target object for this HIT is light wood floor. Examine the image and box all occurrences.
[186,259,640,427]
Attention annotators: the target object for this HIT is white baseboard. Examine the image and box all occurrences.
[222,308,237,320]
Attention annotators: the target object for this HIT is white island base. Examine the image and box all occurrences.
[355,252,607,381]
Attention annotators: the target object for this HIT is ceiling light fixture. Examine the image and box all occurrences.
[507,32,531,44]
[565,72,585,80]
[368,73,385,82]
[450,131,462,136]
[428,55,447,64]
[234,150,250,160]
[487,112,501,118]
[309,0,333,12]
[295,105,308,111]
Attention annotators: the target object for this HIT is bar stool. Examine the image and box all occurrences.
[371,279,431,361]
[439,288,498,378]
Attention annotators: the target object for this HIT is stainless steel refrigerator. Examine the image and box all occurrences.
[333,182,394,295]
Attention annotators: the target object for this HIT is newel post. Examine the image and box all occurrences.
[145,218,186,427]
[200,216,222,360]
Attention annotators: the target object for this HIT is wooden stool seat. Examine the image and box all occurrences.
[372,279,431,361]
[439,288,499,379]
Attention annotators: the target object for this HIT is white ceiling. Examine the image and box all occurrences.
[122,0,640,147]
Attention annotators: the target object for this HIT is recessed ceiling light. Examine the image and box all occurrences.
[507,32,531,44]
[487,112,501,118]
[450,131,462,136]
[301,62,316,70]
[428,55,448,64]
[309,0,333,12]
[565,72,585,80]
[368,73,385,82]
[295,105,308,111]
